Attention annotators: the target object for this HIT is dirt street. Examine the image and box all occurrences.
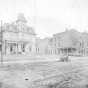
[0,57,88,88]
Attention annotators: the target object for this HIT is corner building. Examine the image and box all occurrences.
[1,14,36,55]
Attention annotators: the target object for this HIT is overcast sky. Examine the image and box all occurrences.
[0,0,88,38]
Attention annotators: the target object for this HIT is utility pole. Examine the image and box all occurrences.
[1,20,3,66]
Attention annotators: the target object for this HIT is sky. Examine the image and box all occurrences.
[0,0,88,38]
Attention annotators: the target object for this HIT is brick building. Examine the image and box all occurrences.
[50,29,88,56]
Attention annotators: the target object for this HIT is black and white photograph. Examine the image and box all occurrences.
[0,0,88,88]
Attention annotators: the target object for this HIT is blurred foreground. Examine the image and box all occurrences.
[0,56,88,88]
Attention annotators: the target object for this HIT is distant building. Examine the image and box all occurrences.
[51,29,88,56]
[25,28,88,56]
[35,37,58,55]
[0,14,36,55]
[35,37,50,55]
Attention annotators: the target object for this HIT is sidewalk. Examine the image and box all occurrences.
[0,55,60,64]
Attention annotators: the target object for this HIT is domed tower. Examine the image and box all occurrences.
[15,13,36,55]
[16,13,36,35]
[16,13,27,23]
[15,13,27,32]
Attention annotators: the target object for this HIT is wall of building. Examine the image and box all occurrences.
[1,14,36,55]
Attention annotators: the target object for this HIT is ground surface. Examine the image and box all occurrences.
[0,56,88,88]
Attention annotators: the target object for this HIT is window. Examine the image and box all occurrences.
[29,47,31,52]
[36,48,39,53]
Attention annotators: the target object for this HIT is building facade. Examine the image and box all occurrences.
[0,14,36,55]
[49,29,88,56]
[29,29,88,56]
[1,14,88,56]
[35,38,50,55]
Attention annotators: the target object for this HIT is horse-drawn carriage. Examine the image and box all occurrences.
[59,55,70,62]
